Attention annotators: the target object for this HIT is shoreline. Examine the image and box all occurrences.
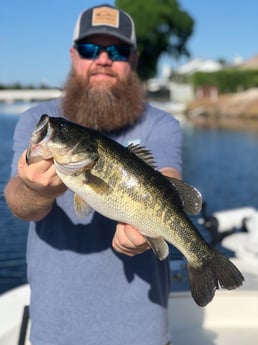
[186,88,258,130]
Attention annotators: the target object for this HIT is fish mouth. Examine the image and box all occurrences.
[26,114,54,164]
[31,114,52,144]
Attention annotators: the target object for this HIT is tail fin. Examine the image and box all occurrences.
[187,251,244,307]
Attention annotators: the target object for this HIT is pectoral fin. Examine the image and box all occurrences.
[145,236,169,260]
[73,173,112,216]
[84,172,112,195]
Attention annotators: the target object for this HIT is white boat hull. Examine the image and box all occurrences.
[169,289,258,345]
[0,285,30,345]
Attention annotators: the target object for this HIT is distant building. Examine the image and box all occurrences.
[196,86,218,102]
[176,58,223,75]
[146,78,194,103]
[146,58,225,103]
[174,58,223,101]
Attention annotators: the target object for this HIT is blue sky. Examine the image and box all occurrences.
[1,0,258,86]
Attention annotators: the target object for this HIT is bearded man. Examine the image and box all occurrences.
[5,4,182,345]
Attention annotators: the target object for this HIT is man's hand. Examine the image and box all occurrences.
[18,150,67,197]
[4,151,67,221]
[112,223,150,256]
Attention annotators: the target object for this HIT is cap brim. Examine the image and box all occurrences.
[74,27,136,47]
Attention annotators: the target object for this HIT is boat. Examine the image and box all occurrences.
[0,284,30,345]
[1,205,258,345]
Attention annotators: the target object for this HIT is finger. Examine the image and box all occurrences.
[112,236,147,256]
[19,151,53,175]
[116,223,147,247]
[112,223,150,256]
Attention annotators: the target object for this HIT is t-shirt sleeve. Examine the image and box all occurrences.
[144,106,183,174]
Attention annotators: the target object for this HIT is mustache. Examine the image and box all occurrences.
[88,67,118,78]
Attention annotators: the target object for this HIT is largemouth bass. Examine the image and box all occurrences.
[26,114,244,306]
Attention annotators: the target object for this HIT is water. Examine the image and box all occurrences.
[1,103,258,294]
[182,125,258,212]
[0,112,29,294]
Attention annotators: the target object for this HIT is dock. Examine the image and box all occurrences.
[0,89,62,103]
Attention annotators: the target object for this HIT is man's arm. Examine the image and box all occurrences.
[4,151,67,221]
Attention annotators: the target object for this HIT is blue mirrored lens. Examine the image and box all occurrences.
[106,45,130,61]
[75,43,131,61]
[76,43,99,59]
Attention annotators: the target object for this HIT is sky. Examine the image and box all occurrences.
[1,0,258,87]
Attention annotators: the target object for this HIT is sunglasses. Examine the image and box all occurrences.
[74,43,132,62]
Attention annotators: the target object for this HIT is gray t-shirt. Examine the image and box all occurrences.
[11,98,182,345]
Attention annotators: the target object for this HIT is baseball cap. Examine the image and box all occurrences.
[73,4,137,48]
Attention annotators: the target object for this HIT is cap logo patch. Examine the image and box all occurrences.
[92,7,119,28]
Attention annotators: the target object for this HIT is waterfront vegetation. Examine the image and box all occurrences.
[190,68,258,93]
[0,82,53,90]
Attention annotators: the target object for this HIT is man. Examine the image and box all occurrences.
[5,4,182,345]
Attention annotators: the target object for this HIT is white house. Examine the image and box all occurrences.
[176,58,223,75]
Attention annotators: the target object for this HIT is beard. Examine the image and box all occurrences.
[61,67,145,132]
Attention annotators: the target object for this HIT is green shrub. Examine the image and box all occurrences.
[191,69,258,93]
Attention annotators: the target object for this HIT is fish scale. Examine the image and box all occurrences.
[91,142,180,239]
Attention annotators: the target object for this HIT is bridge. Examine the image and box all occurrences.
[0,89,63,102]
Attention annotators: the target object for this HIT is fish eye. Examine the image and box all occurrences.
[58,121,70,131]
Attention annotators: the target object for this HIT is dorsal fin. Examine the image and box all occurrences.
[127,143,157,169]
[167,177,202,215]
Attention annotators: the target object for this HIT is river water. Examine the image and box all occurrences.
[1,102,258,293]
